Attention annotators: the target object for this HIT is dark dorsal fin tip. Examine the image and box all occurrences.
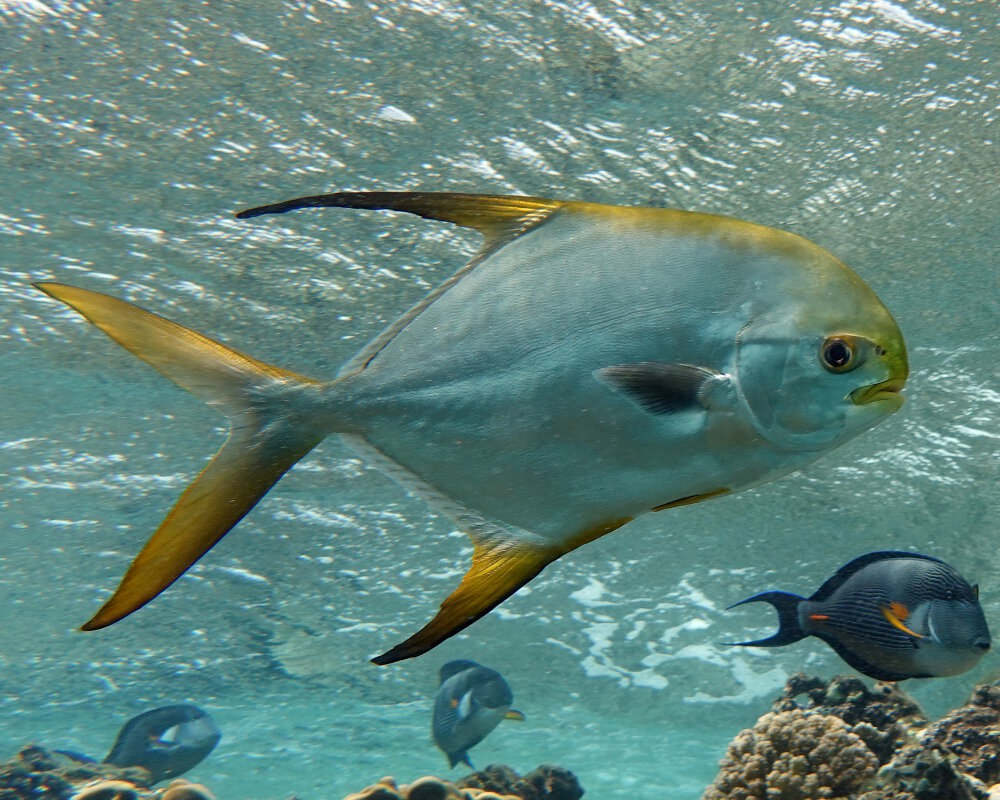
[235,191,562,248]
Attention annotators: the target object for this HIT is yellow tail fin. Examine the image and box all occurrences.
[35,283,326,630]
[372,542,557,665]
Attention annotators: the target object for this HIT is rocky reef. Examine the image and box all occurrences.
[0,745,214,800]
[0,744,582,800]
[344,764,584,800]
[703,673,1000,800]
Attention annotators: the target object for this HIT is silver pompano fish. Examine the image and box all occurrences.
[728,551,991,680]
[35,191,909,664]
[432,659,523,768]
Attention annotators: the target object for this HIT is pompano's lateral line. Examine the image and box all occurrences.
[36,190,909,665]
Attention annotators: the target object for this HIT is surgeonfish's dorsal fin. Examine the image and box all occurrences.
[810,551,944,602]
[237,192,563,378]
[439,660,482,685]
[236,191,562,252]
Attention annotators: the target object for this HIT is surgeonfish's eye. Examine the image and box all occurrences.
[820,336,857,373]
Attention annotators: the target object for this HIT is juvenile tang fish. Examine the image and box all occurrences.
[36,191,908,664]
[103,704,222,783]
[432,659,524,768]
[727,551,991,680]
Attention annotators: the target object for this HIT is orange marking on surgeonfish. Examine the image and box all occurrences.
[809,614,830,621]
[881,603,925,639]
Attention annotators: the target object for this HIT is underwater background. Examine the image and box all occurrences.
[1,0,998,797]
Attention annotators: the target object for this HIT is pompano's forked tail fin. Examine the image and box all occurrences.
[725,590,808,647]
[34,283,327,630]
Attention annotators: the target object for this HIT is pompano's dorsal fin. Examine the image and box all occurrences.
[236,191,562,251]
[809,550,943,603]
[237,192,563,377]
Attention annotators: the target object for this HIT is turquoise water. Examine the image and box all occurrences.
[1,1,998,797]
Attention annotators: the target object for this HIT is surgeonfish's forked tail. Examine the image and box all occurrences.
[725,590,808,647]
[34,283,327,631]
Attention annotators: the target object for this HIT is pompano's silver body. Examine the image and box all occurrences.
[36,192,909,663]
[337,204,903,542]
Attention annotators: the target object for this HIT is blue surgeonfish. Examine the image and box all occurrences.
[36,191,908,664]
[432,659,524,768]
[727,551,991,681]
[103,704,221,783]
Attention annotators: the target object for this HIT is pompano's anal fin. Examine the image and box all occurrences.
[34,283,325,630]
[652,487,729,512]
[373,517,631,665]
[372,542,556,666]
[236,191,562,252]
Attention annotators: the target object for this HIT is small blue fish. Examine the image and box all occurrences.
[103,704,221,783]
[728,551,991,681]
[432,660,524,768]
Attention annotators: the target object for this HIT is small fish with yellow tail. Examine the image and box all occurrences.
[432,659,524,768]
[35,190,908,664]
[727,551,991,680]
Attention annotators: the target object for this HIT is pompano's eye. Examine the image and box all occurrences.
[821,337,856,372]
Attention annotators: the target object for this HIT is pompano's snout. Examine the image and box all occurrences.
[851,344,909,408]
[851,376,907,408]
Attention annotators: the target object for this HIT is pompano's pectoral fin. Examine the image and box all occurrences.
[504,710,526,721]
[372,542,558,666]
[596,362,728,415]
[236,191,562,252]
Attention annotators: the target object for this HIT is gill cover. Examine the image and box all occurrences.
[734,315,901,451]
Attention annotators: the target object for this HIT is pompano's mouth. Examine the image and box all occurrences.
[851,378,906,407]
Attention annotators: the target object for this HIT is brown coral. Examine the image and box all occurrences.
[921,683,1000,786]
[0,746,215,800]
[343,765,583,800]
[458,764,582,800]
[158,779,216,800]
[702,709,879,800]
[772,673,926,764]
